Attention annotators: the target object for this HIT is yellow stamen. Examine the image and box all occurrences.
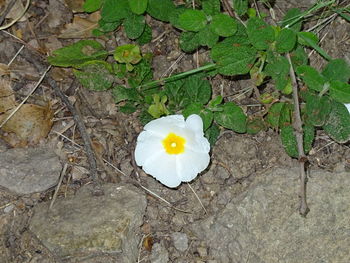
[162,133,186,154]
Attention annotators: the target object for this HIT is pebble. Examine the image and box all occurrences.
[3,204,14,213]
[150,243,169,263]
[171,232,188,252]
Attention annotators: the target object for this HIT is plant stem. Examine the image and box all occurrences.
[139,63,217,90]
[286,53,310,217]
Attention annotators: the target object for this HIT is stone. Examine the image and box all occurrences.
[3,204,14,213]
[30,184,147,262]
[0,146,61,194]
[171,232,188,252]
[191,168,350,263]
[150,242,169,263]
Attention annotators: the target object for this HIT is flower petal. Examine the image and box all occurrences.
[345,103,350,114]
[135,131,163,166]
[183,128,210,154]
[186,114,204,134]
[142,153,181,188]
[176,148,210,182]
[144,115,185,137]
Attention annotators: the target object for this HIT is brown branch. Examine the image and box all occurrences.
[18,47,103,196]
[286,53,310,217]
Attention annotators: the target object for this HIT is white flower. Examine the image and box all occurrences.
[135,114,210,188]
[345,103,350,114]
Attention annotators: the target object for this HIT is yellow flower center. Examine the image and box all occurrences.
[162,133,186,154]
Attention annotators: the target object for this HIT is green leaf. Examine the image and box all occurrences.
[178,9,207,32]
[136,23,152,45]
[128,56,153,87]
[168,6,187,28]
[290,45,308,68]
[182,103,213,131]
[180,31,201,52]
[182,102,202,117]
[211,41,256,76]
[139,110,153,125]
[233,0,248,16]
[198,27,219,47]
[227,22,251,46]
[281,8,302,31]
[96,19,122,33]
[120,102,137,113]
[112,85,140,103]
[279,103,293,127]
[266,102,285,129]
[296,65,327,92]
[47,40,108,68]
[114,44,142,65]
[322,59,350,82]
[83,0,102,12]
[208,95,223,108]
[304,94,331,126]
[214,102,247,133]
[148,94,169,118]
[202,0,221,16]
[147,0,176,22]
[329,81,350,103]
[275,28,296,53]
[205,123,220,146]
[184,74,212,105]
[102,0,130,22]
[264,55,290,91]
[297,31,318,47]
[247,17,275,50]
[164,79,187,109]
[247,118,267,134]
[322,101,350,143]
[297,32,331,61]
[129,0,148,15]
[209,13,237,37]
[281,125,315,158]
[124,13,145,39]
[73,61,114,91]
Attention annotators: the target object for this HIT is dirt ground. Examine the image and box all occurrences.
[0,0,349,262]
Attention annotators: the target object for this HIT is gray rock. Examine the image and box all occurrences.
[0,146,61,194]
[30,184,147,263]
[171,232,188,252]
[150,242,169,263]
[191,168,350,263]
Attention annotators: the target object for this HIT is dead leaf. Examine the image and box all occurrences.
[143,236,153,252]
[0,63,10,76]
[0,103,53,147]
[59,13,100,39]
[0,79,16,114]
[63,0,85,13]
[5,0,27,22]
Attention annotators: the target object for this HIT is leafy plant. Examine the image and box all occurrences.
[48,0,350,215]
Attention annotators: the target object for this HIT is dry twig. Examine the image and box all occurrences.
[286,53,310,217]
[16,46,103,195]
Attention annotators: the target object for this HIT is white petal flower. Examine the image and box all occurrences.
[135,114,210,188]
[344,103,350,114]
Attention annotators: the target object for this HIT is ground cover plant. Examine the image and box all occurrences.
[47,0,350,216]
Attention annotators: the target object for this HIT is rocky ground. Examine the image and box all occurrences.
[0,0,350,262]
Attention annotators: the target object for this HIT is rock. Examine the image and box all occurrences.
[205,134,291,181]
[171,232,188,252]
[0,146,61,194]
[150,242,169,263]
[191,168,350,263]
[30,184,147,263]
[3,204,14,213]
